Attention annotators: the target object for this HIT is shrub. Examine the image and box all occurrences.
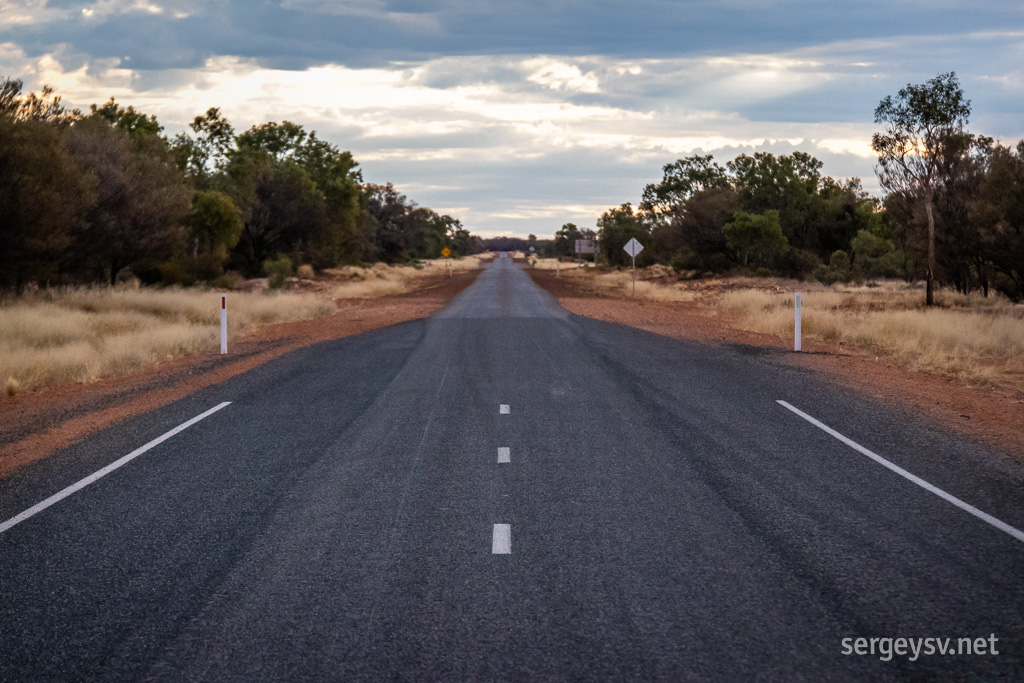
[671,249,696,272]
[815,250,855,285]
[263,255,293,289]
[297,264,315,279]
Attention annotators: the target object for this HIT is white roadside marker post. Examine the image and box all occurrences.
[794,292,802,352]
[220,293,228,355]
[622,238,644,298]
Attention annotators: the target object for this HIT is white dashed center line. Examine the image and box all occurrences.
[499,404,510,414]
[497,447,510,463]
[492,524,511,554]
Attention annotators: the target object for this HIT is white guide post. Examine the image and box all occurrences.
[220,293,228,354]
[632,254,636,296]
[794,292,802,352]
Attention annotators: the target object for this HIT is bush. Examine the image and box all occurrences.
[263,255,293,289]
[670,249,696,272]
[211,271,244,290]
[814,249,855,285]
[778,248,823,279]
[297,264,315,279]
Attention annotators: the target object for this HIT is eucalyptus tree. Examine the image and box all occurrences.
[872,72,971,305]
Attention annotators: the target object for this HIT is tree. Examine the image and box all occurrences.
[722,210,789,268]
[728,151,823,249]
[89,97,163,142]
[233,162,329,273]
[553,223,581,257]
[872,72,971,305]
[64,118,192,283]
[972,141,1024,300]
[597,203,649,267]
[641,154,729,222]
[172,107,236,186]
[0,111,94,289]
[183,190,243,275]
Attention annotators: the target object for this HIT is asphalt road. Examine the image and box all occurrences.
[2,255,1023,680]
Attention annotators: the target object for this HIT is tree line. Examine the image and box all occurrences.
[565,73,1024,302]
[0,76,481,291]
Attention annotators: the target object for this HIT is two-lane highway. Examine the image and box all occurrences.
[2,255,1023,680]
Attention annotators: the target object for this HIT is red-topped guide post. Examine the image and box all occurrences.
[220,294,227,354]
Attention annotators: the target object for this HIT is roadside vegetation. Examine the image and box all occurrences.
[0,75,482,294]
[537,73,1023,307]
[1,256,485,395]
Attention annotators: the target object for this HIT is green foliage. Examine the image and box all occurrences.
[723,210,789,269]
[670,249,696,272]
[186,190,243,256]
[850,229,903,279]
[597,203,649,267]
[814,250,855,285]
[263,254,293,289]
[89,97,163,142]
[641,155,729,219]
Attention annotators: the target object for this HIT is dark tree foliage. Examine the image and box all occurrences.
[64,118,192,284]
[0,114,93,289]
[234,162,330,274]
[972,141,1024,300]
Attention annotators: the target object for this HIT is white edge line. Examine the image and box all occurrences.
[492,523,511,554]
[0,402,232,535]
[776,400,1024,544]
[497,447,510,463]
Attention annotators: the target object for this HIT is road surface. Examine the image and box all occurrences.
[2,256,1023,680]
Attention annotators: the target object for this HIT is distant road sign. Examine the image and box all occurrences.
[529,246,536,252]
[623,237,644,258]
[575,239,596,254]
[441,247,451,257]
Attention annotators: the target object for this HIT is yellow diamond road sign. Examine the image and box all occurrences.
[441,248,451,257]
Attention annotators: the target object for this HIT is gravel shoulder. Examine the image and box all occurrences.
[528,267,1024,459]
[0,271,480,478]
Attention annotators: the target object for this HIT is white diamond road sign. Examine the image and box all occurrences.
[623,238,644,258]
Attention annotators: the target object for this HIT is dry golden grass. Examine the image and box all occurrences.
[589,271,697,302]
[325,256,486,299]
[717,282,1024,384]
[533,262,696,302]
[0,286,334,393]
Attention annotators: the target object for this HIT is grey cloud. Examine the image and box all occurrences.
[5,1,1021,72]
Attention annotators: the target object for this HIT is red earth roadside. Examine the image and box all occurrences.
[528,268,1024,459]
[0,270,479,478]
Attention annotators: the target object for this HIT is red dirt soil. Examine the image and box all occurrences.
[528,268,1024,459]
[0,271,479,478]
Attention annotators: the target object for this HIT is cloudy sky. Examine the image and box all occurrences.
[2,1,1022,237]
